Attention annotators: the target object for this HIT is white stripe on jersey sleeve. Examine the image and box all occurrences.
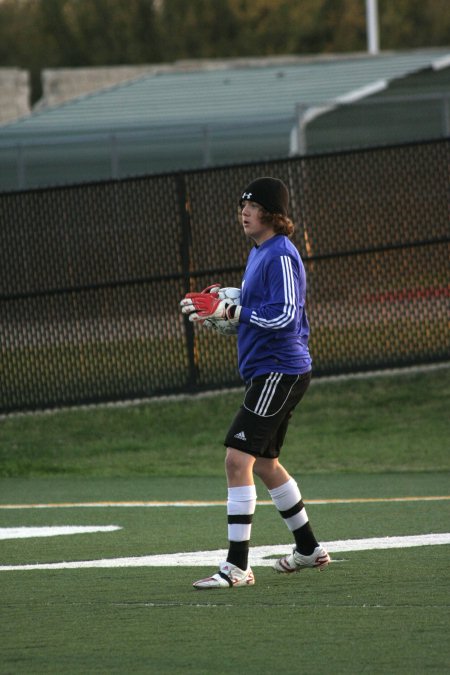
[249,256,296,329]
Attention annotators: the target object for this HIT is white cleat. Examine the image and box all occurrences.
[193,561,255,589]
[273,545,331,573]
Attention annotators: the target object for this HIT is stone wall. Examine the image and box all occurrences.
[35,66,157,109]
[0,68,30,124]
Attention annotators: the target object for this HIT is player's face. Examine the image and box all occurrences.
[241,201,274,244]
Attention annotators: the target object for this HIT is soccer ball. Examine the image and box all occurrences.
[205,287,241,336]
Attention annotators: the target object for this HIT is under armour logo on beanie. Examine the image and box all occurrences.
[239,177,289,216]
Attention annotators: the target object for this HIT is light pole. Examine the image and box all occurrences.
[366,0,380,55]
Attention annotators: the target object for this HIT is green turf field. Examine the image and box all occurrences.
[1,368,449,674]
[1,367,449,477]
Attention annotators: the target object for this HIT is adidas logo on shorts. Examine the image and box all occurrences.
[234,431,247,441]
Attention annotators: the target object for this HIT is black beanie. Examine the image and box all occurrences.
[239,177,289,216]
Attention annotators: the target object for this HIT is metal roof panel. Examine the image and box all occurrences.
[0,50,449,139]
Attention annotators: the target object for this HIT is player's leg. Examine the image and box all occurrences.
[192,446,257,589]
[252,371,329,571]
[252,386,330,573]
[254,455,320,556]
[254,455,329,570]
[223,447,257,570]
[193,376,273,590]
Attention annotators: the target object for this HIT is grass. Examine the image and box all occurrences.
[1,476,449,674]
[0,367,449,673]
[1,367,449,477]
[1,550,449,674]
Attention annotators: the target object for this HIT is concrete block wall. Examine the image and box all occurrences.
[36,66,160,110]
[0,69,30,124]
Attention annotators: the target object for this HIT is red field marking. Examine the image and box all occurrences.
[363,284,449,304]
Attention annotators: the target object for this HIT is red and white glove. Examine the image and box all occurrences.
[198,283,221,295]
[179,283,221,323]
[180,284,240,324]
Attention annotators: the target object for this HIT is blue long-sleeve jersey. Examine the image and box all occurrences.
[237,234,312,382]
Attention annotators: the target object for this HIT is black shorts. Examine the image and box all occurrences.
[224,371,311,459]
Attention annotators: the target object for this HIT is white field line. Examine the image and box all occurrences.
[1,533,449,571]
[0,525,121,540]
[0,495,449,509]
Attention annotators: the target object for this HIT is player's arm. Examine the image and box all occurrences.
[239,255,300,331]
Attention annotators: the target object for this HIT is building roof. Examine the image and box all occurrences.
[1,49,449,139]
[1,49,449,191]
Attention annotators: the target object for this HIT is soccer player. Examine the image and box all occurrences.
[180,177,330,589]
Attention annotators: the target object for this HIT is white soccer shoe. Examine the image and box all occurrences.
[273,545,331,573]
[193,561,255,589]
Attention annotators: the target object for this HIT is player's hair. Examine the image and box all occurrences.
[237,206,295,238]
[260,211,295,238]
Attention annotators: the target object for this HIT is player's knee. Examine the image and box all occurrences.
[225,447,253,479]
[253,463,269,481]
[253,457,279,481]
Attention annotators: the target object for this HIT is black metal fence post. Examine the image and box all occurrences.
[176,173,198,391]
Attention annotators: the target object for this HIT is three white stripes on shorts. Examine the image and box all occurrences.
[253,372,283,417]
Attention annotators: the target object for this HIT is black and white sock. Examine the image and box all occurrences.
[226,485,257,571]
[269,478,318,556]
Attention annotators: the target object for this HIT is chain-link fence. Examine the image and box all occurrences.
[1,138,448,413]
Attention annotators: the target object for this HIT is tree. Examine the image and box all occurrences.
[380,0,450,49]
[159,0,240,59]
[0,0,448,104]
[37,0,161,66]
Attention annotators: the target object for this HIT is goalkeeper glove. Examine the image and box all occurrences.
[179,282,221,322]
[180,289,240,323]
[198,283,221,295]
